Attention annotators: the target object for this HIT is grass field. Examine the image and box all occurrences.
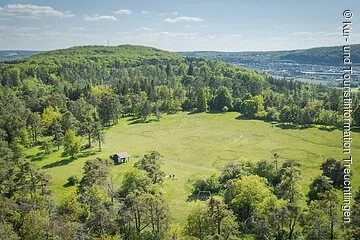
[26,112,360,225]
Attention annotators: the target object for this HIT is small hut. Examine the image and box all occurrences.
[112,152,130,165]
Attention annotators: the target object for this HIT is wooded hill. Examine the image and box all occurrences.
[0,50,40,61]
[179,44,360,65]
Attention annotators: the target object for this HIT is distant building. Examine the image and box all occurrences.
[112,152,130,165]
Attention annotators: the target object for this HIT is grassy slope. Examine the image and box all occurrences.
[26,112,360,225]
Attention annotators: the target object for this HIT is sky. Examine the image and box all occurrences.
[0,0,359,51]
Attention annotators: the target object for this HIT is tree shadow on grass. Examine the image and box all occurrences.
[26,151,47,162]
[77,150,97,158]
[274,123,311,130]
[129,118,159,125]
[42,156,74,169]
[42,150,97,169]
[351,127,360,132]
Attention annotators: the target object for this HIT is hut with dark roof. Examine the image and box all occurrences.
[111,152,130,165]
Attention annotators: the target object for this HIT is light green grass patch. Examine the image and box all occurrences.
[27,112,360,225]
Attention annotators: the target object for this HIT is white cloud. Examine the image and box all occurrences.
[141,10,150,14]
[84,14,117,21]
[164,16,203,24]
[114,9,132,15]
[138,27,153,32]
[0,4,74,19]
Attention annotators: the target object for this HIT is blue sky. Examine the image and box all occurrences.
[0,0,359,51]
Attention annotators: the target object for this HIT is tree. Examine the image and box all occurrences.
[276,160,302,203]
[196,88,209,112]
[79,158,111,193]
[134,151,165,184]
[118,192,170,239]
[207,197,238,238]
[137,193,170,239]
[354,104,360,126]
[224,175,278,232]
[63,129,81,158]
[19,210,51,240]
[69,96,96,148]
[349,188,360,239]
[49,118,63,151]
[185,203,212,239]
[92,121,104,151]
[276,160,303,240]
[0,221,20,240]
[192,173,221,195]
[301,191,340,240]
[140,100,152,121]
[212,86,233,111]
[27,112,42,144]
[307,175,332,203]
[220,161,253,184]
[253,160,278,186]
[119,169,152,197]
[99,93,121,126]
[320,158,344,188]
[61,110,80,133]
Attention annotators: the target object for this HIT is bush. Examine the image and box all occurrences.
[192,174,221,195]
[66,176,79,186]
[265,107,280,121]
[222,106,229,113]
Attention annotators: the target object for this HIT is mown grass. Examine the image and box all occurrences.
[26,112,360,225]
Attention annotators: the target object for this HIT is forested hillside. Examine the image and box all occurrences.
[0,50,41,61]
[1,45,360,239]
[179,44,360,65]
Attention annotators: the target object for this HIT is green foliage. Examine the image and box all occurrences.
[63,129,81,158]
[240,100,258,118]
[0,221,20,240]
[307,175,333,203]
[185,198,239,240]
[276,160,302,203]
[134,151,165,184]
[253,160,278,186]
[212,86,233,111]
[66,175,79,186]
[79,158,111,192]
[99,93,121,125]
[320,158,344,188]
[119,169,152,196]
[224,175,278,226]
[219,162,253,184]
[192,173,221,195]
[354,104,360,126]
[197,88,209,112]
[300,191,340,240]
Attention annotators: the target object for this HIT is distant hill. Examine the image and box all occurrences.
[23,45,182,65]
[179,44,360,65]
[0,50,41,61]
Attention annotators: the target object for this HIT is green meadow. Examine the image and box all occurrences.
[26,112,360,225]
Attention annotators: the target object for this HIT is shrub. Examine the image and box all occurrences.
[66,176,79,186]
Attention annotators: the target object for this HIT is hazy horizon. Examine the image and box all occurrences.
[0,0,359,51]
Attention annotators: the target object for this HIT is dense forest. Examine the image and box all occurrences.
[179,44,360,65]
[0,45,360,239]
